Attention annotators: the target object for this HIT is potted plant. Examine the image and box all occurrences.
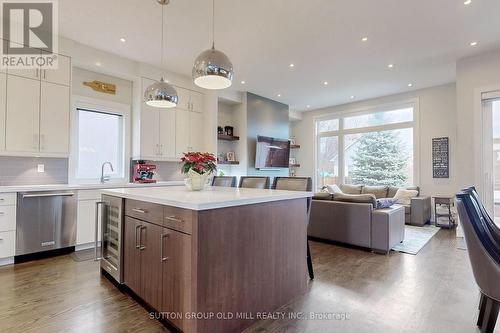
[181,152,217,191]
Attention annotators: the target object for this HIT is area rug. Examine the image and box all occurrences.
[392,224,440,255]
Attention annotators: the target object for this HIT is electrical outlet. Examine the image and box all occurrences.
[37,164,45,173]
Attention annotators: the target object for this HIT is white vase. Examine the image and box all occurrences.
[186,170,209,191]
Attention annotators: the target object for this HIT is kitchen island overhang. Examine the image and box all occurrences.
[100,186,312,333]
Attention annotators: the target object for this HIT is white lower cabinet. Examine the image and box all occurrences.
[0,193,16,261]
[76,190,101,247]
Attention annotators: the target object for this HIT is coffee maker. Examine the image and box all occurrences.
[132,161,157,183]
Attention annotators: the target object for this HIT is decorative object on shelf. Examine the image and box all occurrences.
[83,80,116,95]
[226,151,236,162]
[181,152,217,191]
[289,137,296,145]
[217,126,224,134]
[432,137,449,178]
[224,126,234,136]
[144,0,178,108]
[217,153,226,162]
[289,169,297,177]
[289,157,296,165]
[192,0,234,90]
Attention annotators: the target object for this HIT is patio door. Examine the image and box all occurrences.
[482,91,500,225]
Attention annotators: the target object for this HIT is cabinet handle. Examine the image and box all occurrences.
[139,226,147,250]
[0,198,4,202]
[35,68,39,78]
[43,69,46,79]
[165,215,183,223]
[160,233,169,262]
[135,225,141,249]
[0,212,4,216]
[132,208,147,214]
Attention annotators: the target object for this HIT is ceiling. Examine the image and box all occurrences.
[59,0,500,112]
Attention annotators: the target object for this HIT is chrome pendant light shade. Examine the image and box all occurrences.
[193,46,233,90]
[144,77,178,108]
[192,0,233,90]
[144,0,178,108]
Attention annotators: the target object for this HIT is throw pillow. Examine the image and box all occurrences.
[326,184,343,194]
[376,198,398,209]
[332,193,377,208]
[393,188,418,205]
[362,185,389,199]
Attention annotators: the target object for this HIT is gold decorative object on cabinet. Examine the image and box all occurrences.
[83,80,116,95]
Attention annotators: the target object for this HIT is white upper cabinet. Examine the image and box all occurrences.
[175,87,191,111]
[190,91,203,113]
[6,48,41,80]
[189,111,203,151]
[39,82,70,154]
[140,105,161,159]
[41,52,71,86]
[5,75,40,152]
[159,109,176,158]
[0,73,6,151]
[175,108,190,157]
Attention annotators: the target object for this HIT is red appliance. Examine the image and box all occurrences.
[132,162,157,183]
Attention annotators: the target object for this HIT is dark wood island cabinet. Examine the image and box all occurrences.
[102,186,312,333]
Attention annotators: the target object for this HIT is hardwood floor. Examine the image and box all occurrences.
[0,230,497,333]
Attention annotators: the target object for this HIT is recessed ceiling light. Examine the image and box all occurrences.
[408,83,413,87]
[95,62,101,67]
[464,0,472,5]
[289,63,295,68]
[323,81,329,85]
[277,94,281,97]
[119,37,126,43]
[306,105,310,108]
[350,95,355,99]
[241,80,245,84]
[361,36,368,42]
[388,64,394,68]
[470,41,478,46]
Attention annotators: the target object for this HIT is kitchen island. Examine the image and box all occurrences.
[101,186,312,333]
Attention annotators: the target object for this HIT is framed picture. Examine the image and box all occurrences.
[289,157,296,165]
[432,137,449,178]
[227,152,236,162]
[289,137,296,145]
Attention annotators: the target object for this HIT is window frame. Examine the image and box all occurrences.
[69,95,131,184]
[313,98,420,190]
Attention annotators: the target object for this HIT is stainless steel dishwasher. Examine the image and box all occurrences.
[16,191,77,260]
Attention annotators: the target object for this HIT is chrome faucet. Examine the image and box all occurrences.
[100,162,114,183]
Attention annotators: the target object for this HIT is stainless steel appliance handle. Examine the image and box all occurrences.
[160,233,169,262]
[132,208,147,214]
[165,215,183,223]
[135,225,141,249]
[139,226,147,250]
[22,192,75,198]
[94,201,106,261]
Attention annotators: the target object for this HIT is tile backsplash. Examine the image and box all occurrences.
[0,157,68,186]
[150,161,184,182]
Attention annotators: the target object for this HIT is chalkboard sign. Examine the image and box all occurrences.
[432,137,449,178]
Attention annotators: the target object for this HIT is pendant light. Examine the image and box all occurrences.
[144,0,178,108]
[192,0,233,90]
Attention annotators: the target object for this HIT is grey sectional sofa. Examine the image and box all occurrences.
[308,184,431,254]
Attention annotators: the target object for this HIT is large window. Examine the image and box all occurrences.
[316,104,417,189]
[75,109,125,181]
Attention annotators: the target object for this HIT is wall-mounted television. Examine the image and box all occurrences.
[255,135,290,169]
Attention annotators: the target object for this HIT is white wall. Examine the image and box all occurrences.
[290,83,458,197]
[456,48,500,194]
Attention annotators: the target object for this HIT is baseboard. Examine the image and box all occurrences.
[75,241,100,251]
[0,257,14,267]
[14,246,75,264]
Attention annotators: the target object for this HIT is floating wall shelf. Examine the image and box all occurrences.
[218,134,240,141]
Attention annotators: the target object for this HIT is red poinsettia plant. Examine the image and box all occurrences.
[181,152,217,175]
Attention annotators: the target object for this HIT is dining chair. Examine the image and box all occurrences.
[239,176,270,189]
[272,177,314,280]
[456,191,500,333]
[211,176,237,187]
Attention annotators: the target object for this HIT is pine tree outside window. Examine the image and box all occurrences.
[315,102,417,190]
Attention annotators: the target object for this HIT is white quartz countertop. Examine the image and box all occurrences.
[0,181,185,193]
[102,186,312,211]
